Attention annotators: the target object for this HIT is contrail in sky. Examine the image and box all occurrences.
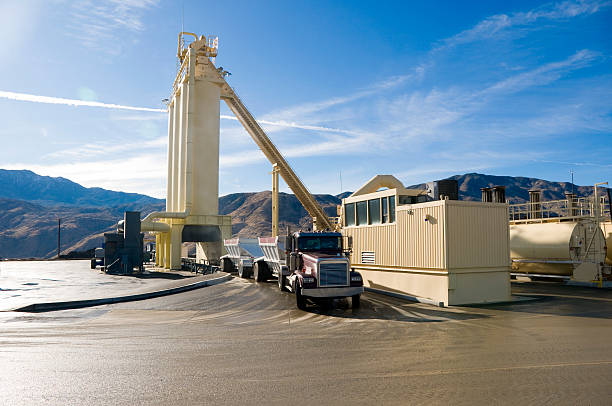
[220,115,367,137]
[0,90,362,136]
[0,90,166,112]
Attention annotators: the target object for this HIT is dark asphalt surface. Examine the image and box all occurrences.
[2,277,612,405]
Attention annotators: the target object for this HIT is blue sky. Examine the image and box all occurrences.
[0,0,610,198]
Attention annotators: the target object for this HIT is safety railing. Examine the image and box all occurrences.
[509,196,611,223]
[172,55,189,96]
[181,257,218,275]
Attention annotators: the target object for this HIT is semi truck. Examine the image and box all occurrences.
[254,231,364,309]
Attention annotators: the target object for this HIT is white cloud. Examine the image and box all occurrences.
[67,0,159,53]
[45,136,167,160]
[437,0,609,49]
[110,113,168,121]
[262,69,424,123]
[480,49,599,96]
[4,153,168,198]
[220,114,372,138]
[534,159,612,168]
[377,50,602,144]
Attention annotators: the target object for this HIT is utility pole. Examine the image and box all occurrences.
[57,218,61,259]
[570,170,574,196]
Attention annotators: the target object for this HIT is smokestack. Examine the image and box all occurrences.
[529,190,541,219]
[481,187,493,202]
[492,186,506,203]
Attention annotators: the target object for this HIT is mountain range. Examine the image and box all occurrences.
[0,169,602,259]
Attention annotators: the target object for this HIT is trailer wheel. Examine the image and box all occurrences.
[260,262,271,280]
[352,294,361,308]
[222,258,233,274]
[253,262,263,282]
[296,283,307,310]
[237,262,246,278]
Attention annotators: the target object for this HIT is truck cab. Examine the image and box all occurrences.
[284,231,363,309]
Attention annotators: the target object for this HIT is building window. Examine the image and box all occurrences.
[368,199,381,225]
[382,197,388,223]
[389,195,396,223]
[356,201,367,226]
[345,203,355,227]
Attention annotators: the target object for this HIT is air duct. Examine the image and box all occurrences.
[528,189,541,219]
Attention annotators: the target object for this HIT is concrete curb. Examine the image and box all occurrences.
[12,273,232,313]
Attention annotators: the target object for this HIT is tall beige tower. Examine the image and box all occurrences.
[142,33,232,270]
[142,32,337,270]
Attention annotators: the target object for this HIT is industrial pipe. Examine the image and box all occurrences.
[177,32,198,60]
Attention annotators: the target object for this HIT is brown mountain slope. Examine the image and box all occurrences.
[0,199,164,259]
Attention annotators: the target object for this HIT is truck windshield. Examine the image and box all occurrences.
[297,236,341,251]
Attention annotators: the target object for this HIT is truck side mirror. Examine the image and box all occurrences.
[343,235,353,256]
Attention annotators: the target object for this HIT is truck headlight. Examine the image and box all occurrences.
[303,277,315,284]
[351,275,362,282]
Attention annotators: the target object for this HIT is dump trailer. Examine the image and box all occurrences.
[256,232,363,309]
[221,238,265,278]
[254,236,289,287]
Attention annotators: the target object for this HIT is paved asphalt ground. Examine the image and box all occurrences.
[2,275,612,405]
[0,260,213,311]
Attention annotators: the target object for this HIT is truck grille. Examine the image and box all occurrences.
[318,262,348,286]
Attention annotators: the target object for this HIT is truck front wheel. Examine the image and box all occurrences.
[90,259,96,269]
[352,294,361,308]
[296,284,307,310]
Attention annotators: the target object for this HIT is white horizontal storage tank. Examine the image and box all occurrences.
[510,220,607,275]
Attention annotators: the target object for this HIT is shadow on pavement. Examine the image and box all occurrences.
[467,281,612,319]
[300,294,490,323]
